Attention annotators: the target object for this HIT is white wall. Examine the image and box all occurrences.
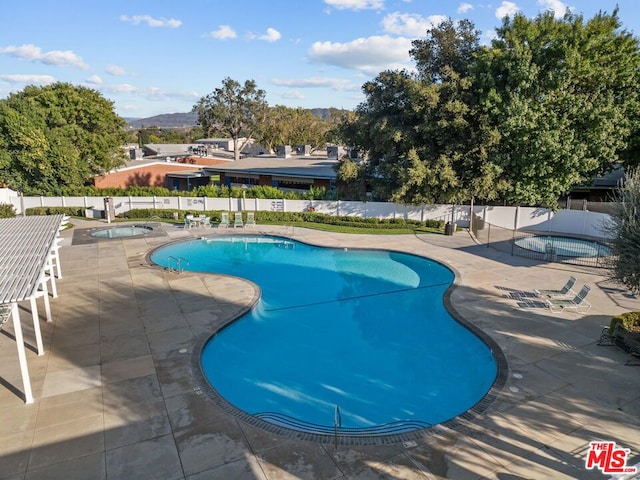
[16,195,611,238]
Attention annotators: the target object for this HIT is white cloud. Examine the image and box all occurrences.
[259,28,282,42]
[271,77,355,91]
[538,0,570,18]
[323,0,384,11]
[106,65,127,76]
[279,90,305,100]
[209,25,237,40]
[0,74,56,85]
[495,1,520,19]
[457,3,474,14]
[100,83,200,102]
[0,44,88,69]
[86,75,103,85]
[382,12,447,37]
[119,15,181,28]
[308,35,413,74]
[104,83,138,94]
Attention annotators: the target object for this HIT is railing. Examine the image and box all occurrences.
[334,405,341,450]
[167,256,189,273]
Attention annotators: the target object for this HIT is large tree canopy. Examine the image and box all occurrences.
[339,19,504,204]
[193,77,269,161]
[338,10,640,207]
[0,82,128,194]
[475,9,640,206]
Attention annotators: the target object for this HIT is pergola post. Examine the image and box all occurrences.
[29,297,44,355]
[11,302,33,404]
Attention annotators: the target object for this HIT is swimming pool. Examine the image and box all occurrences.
[514,235,611,258]
[91,225,153,239]
[151,235,498,438]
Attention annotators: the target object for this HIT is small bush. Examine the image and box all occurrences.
[25,206,86,217]
[0,203,16,218]
[610,312,640,333]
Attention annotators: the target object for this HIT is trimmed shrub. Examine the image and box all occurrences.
[610,312,640,333]
[0,203,16,218]
[25,206,86,216]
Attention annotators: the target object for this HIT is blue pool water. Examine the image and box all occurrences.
[515,235,611,258]
[151,235,497,434]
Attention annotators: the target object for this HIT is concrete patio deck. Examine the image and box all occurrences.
[0,219,638,480]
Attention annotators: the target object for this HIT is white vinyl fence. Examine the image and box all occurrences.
[0,188,611,239]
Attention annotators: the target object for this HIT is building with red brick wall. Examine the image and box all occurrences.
[92,157,231,190]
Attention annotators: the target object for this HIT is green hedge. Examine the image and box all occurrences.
[25,206,86,217]
[610,312,640,332]
[0,203,16,218]
[123,208,226,222]
[122,208,444,230]
[24,184,328,200]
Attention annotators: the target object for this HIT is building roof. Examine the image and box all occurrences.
[202,154,338,179]
[165,170,211,179]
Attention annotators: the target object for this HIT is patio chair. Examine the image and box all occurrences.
[246,212,256,228]
[547,284,591,313]
[233,212,244,228]
[218,212,230,228]
[184,214,195,229]
[200,216,211,228]
[535,276,577,298]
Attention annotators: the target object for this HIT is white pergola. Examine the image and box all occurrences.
[0,214,67,403]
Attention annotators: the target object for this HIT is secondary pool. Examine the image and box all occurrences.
[91,225,153,239]
[514,235,611,258]
[151,235,498,437]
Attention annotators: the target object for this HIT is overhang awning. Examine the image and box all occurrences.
[0,214,67,403]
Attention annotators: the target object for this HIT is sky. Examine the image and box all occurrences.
[1,0,638,119]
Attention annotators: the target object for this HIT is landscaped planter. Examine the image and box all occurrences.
[599,323,640,366]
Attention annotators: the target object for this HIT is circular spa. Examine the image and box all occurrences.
[91,225,153,239]
[151,235,498,439]
[514,235,611,258]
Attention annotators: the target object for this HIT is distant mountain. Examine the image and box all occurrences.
[126,112,198,129]
[126,108,347,129]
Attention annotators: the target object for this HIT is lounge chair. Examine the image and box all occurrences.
[547,284,591,313]
[218,212,230,228]
[233,212,244,228]
[246,212,256,228]
[535,276,577,298]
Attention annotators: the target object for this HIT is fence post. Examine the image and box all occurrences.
[153,196,157,210]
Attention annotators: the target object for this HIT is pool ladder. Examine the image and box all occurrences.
[334,405,341,450]
[167,256,189,274]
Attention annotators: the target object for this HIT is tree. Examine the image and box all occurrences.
[338,19,503,204]
[0,82,128,193]
[475,9,640,207]
[259,106,332,153]
[193,78,269,161]
[608,169,640,293]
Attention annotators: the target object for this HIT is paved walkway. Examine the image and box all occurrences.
[0,219,638,480]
